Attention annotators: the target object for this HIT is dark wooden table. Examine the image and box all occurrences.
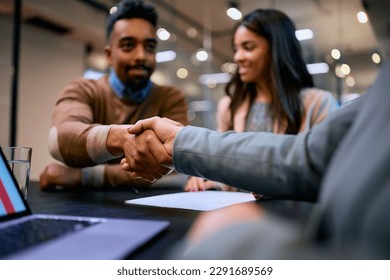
[27,181,314,259]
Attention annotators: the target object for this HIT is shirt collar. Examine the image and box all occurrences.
[109,69,152,104]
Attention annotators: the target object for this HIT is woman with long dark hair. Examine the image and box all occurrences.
[185,9,337,192]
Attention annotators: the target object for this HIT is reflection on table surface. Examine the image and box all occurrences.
[27,180,314,259]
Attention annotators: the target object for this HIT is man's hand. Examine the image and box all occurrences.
[186,203,264,247]
[106,124,133,156]
[39,162,81,190]
[184,177,237,192]
[121,117,184,182]
[122,129,172,182]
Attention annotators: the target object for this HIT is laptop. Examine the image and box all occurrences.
[0,148,169,260]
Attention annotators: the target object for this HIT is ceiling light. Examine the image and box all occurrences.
[331,49,341,60]
[335,63,351,78]
[340,63,351,75]
[199,72,232,84]
[221,62,237,73]
[189,100,213,111]
[206,78,218,88]
[186,27,198,38]
[226,2,242,20]
[295,29,314,41]
[195,49,208,61]
[335,65,344,78]
[176,68,189,79]
[306,63,329,75]
[83,69,104,80]
[346,76,355,87]
[357,11,368,23]
[157,28,170,41]
[156,50,176,63]
[151,70,168,85]
[87,52,108,71]
[109,6,118,14]
[372,53,381,64]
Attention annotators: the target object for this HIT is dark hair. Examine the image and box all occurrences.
[106,0,158,40]
[225,9,314,134]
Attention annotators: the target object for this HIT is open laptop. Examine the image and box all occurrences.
[0,148,169,260]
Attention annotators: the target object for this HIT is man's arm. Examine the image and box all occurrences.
[174,98,360,201]
[48,78,132,167]
[174,127,318,200]
[124,97,361,200]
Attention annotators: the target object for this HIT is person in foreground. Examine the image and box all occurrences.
[121,60,390,259]
[185,9,337,192]
[39,0,188,190]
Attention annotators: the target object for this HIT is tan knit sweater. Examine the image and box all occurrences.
[48,75,188,187]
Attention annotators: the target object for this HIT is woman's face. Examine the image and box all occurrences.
[233,26,271,83]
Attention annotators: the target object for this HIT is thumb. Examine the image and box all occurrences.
[162,117,184,127]
[128,118,155,135]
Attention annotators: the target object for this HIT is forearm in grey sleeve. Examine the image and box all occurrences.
[172,96,361,201]
[173,127,320,201]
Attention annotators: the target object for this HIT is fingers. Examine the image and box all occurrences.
[39,166,52,190]
[121,162,159,183]
[184,178,233,192]
[121,158,170,183]
[39,163,64,190]
[39,162,82,189]
[125,117,182,181]
[128,117,183,151]
[184,177,207,192]
[125,147,166,182]
[140,130,173,175]
[128,116,160,135]
[123,129,173,182]
[128,116,184,135]
[120,158,130,171]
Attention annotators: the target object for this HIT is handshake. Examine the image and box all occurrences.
[121,117,184,182]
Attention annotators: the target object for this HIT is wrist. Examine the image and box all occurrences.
[106,125,131,156]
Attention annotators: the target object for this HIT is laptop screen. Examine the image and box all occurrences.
[0,149,30,220]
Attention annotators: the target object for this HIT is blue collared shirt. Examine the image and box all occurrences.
[109,70,152,104]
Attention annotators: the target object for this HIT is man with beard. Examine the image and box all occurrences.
[39,0,188,189]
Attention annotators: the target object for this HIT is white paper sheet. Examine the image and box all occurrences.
[125,191,256,211]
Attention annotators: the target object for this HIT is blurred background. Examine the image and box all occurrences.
[0,0,388,180]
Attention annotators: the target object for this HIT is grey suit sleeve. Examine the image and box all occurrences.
[173,98,361,201]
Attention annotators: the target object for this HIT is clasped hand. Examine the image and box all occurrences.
[121,117,184,182]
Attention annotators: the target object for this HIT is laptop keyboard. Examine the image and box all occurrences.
[0,218,98,258]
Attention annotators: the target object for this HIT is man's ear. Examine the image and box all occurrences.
[104,45,112,65]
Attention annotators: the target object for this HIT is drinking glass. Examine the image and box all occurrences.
[1,146,32,200]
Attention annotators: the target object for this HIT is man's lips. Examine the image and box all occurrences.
[129,68,149,75]
[127,65,151,75]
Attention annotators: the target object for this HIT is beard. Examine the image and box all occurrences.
[124,64,153,92]
[128,76,150,91]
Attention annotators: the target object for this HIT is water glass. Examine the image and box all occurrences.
[1,146,32,200]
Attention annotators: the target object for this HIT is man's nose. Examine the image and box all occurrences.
[134,45,147,61]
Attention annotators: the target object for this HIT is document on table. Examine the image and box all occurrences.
[125,191,256,211]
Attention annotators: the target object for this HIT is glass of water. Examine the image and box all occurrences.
[1,146,32,200]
